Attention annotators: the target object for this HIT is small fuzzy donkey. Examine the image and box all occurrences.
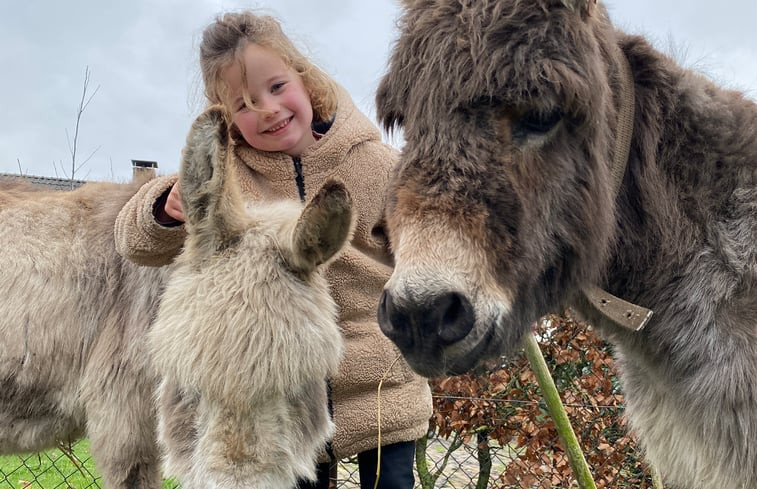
[148,107,352,488]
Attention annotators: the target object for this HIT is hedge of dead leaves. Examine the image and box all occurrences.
[423,313,658,488]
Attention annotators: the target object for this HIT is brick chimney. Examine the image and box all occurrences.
[131,160,158,182]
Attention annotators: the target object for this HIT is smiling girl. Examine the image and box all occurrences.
[114,10,432,489]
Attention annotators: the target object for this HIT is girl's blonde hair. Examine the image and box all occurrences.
[200,11,338,122]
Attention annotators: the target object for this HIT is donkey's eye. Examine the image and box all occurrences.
[512,109,563,142]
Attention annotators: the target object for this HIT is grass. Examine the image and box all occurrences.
[0,440,179,489]
[0,440,101,489]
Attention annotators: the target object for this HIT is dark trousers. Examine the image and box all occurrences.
[296,440,416,489]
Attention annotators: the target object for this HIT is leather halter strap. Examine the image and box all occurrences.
[578,47,653,332]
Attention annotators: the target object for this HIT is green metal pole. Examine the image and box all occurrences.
[650,463,664,489]
[523,333,597,489]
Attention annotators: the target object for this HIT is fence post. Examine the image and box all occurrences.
[414,435,434,489]
[523,333,597,489]
[475,429,492,489]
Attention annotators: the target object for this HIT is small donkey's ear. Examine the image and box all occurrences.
[180,105,228,226]
[290,180,353,276]
[180,105,247,254]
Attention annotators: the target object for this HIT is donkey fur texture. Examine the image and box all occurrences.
[0,178,165,489]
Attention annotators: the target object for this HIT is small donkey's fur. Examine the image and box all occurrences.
[375,1,756,488]
[149,107,351,489]
[0,179,165,488]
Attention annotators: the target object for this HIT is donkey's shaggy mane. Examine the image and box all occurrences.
[380,1,615,137]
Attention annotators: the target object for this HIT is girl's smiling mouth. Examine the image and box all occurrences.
[265,116,292,134]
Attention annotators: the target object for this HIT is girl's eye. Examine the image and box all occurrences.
[235,97,255,112]
[271,82,286,92]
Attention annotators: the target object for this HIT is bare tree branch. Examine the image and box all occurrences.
[53,159,68,179]
[79,145,102,168]
[67,66,101,182]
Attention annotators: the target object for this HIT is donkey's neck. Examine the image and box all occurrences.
[605,36,756,336]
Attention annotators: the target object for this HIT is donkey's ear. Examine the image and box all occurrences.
[289,180,353,276]
[376,2,415,133]
[180,105,247,254]
[180,105,229,226]
[376,74,407,133]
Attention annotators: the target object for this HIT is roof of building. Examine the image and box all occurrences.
[0,172,87,191]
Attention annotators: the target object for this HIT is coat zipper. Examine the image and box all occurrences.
[292,157,306,203]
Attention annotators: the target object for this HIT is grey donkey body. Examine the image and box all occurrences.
[149,107,351,489]
[0,179,165,488]
[375,1,756,488]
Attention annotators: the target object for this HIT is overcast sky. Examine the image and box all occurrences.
[2,0,756,181]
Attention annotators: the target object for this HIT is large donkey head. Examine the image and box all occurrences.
[376,0,629,377]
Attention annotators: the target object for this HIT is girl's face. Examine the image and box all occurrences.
[223,43,315,157]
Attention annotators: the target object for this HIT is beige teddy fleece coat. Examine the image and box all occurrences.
[114,86,432,459]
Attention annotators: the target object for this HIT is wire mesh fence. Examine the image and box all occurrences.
[414,313,659,489]
[0,314,660,488]
[0,441,101,489]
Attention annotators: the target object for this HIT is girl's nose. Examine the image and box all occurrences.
[259,97,280,117]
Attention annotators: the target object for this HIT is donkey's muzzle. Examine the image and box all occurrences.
[377,289,475,355]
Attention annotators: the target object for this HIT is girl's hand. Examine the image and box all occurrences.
[163,182,185,222]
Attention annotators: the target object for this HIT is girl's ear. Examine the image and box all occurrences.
[288,180,353,276]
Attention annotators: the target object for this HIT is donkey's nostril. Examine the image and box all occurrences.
[434,292,475,345]
[378,289,475,351]
[378,290,411,347]
[377,291,391,332]
[441,293,463,327]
